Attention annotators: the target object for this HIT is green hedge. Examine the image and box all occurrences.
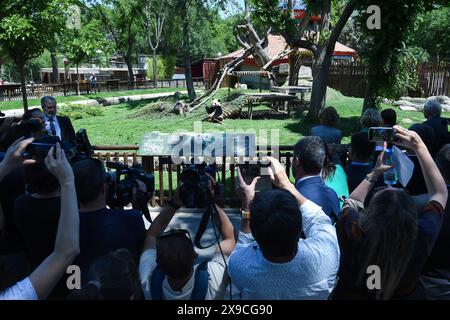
[58,104,104,120]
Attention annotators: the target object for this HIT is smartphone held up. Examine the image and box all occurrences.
[368,127,397,142]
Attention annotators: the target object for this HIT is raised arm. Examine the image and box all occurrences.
[214,203,236,256]
[236,166,259,234]
[0,137,35,181]
[0,137,35,242]
[142,189,183,251]
[348,149,391,203]
[29,143,80,299]
[393,125,448,207]
[236,157,309,235]
[266,156,308,206]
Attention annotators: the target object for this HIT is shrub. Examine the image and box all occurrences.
[58,104,104,120]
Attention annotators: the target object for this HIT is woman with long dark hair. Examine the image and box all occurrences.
[333,126,448,299]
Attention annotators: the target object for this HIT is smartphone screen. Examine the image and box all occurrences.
[239,163,272,192]
[368,127,395,142]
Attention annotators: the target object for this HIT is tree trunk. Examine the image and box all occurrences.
[125,53,134,84]
[362,65,377,113]
[181,0,196,101]
[76,64,80,96]
[51,52,59,83]
[307,49,332,120]
[152,50,158,88]
[18,63,28,112]
[288,52,302,86]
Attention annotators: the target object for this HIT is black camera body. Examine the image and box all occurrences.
[105,162,155,222]
[179,163,216,208]
[21,128,92,163]
[75,128,93,159]
[0,118,44,151]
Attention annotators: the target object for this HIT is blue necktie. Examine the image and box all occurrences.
[49,117,56,136]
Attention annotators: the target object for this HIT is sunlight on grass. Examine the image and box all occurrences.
[72,87,449,147]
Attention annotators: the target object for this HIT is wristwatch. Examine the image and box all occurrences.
[240,209,251,220]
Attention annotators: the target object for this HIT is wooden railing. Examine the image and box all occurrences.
[92,145,295,207]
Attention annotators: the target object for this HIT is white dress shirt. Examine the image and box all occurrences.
[228,200,340,300]
[44,114,61,139]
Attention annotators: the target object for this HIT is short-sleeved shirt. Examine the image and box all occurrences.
[228,200,340,300]
[139,249,228,300]
[0,277,37,300]
[333,200,444,299]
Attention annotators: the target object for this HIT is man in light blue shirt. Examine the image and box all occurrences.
[228,157,340,300]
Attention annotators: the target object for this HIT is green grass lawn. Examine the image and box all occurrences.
[72,87,447,146]
[0,87,185,111]
[71,87,449,197]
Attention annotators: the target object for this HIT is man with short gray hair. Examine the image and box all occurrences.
[423,99,449,154]
[41,96,76,142]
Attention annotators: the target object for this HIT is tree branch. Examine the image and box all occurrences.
[327,0,357,50]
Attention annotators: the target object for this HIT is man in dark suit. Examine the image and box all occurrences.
[423,100,450,154]
[41,96,76,143]
[293,137,340,223]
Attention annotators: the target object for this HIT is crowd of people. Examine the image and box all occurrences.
[0,96,449,300]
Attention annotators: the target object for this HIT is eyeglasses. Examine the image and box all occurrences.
[156,228,192,245]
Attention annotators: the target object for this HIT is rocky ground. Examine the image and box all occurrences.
[392,95,450,112]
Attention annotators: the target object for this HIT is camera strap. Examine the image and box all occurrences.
[194,198,222,249]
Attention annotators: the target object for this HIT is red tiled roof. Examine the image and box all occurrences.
[221,34,356,59]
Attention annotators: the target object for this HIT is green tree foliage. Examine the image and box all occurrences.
[248,0,359,120]
[61,19,112,93]
[146,56,175,80]
[355,1,432,110]
[0,0,69,110]
[408,6,450,61]
[188,7,241,59]
[91,0,141,81]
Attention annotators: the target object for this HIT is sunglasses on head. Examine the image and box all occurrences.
[156,228,192,244]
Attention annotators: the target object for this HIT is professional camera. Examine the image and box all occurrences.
[22,135,76,161]
[105,161,155,222]
[0,118,44,151]
[179,163,216,208]
[73,128,93,160]
[178,162,222,249]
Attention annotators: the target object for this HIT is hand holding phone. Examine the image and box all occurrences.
[368,127,396,142]
[23,142,57,160]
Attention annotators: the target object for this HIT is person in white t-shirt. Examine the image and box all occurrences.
[139,174,236,300]
[228,157,340,300]
[0,139,79,300]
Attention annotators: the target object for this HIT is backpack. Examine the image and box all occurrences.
[150,260,209,300]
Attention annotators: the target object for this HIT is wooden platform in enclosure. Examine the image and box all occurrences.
[202,92,310,121]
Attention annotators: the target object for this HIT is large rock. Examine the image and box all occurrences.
[400,96,427,103]
[393,100,416,107]
[393,95,450,112]
[398,106,417,111]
